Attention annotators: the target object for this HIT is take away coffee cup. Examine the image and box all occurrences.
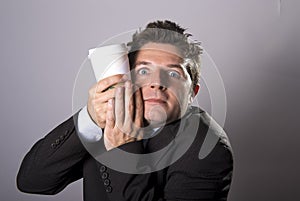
[88,43,130,84]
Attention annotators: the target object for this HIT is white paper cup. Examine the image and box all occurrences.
[88,43,130,82]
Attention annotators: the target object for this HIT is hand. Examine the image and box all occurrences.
[87,74,127,128]
[104,81,144,151]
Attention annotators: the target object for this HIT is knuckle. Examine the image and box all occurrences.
[101,79,110,88]
[107,115,114,121]
[136,103,142,109]
[129,104,134,111]
[89,86,96,95]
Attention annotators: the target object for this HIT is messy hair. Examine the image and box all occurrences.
[127,20,202,90]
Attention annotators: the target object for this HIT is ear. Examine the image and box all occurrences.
[188,84,200,104]
[193,84,200,97]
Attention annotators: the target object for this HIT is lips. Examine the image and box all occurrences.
[144,98,167,104]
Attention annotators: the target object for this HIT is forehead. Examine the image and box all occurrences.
[135,43,183,66]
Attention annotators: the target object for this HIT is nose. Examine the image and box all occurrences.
[150,84,166,90]
[149,70,167,90]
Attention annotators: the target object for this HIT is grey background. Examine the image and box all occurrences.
[1,0,299,201]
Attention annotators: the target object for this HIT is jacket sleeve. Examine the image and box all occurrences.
[16,114,89,195]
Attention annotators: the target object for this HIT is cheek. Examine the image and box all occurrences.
[169,84,191,102]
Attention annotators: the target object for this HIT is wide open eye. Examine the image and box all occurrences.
[168,70,181,79]
[137,68,149,75]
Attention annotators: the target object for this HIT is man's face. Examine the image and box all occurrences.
[133,43,195,127]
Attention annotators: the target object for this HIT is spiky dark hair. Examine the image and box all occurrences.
[128,20,202,90]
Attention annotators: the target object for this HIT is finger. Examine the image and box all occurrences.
[95,88,117,103]
[134,87,144,127]
[136,131,144,141]
[115,86,124,128]
[92,89,116,128]
[124,81,133,126]
[95,105,107,119]
[105,99,115,129]
[96,74,128,93]
[92,89,115,119]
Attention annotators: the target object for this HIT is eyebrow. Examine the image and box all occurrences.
[135,61,183,69]
[134,61,151,67]
[166,63,183,69]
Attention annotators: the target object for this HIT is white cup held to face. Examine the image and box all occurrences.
[88,43,130,82]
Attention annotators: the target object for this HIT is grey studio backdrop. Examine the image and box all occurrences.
[1,1,299,201]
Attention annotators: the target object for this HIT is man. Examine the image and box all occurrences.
[17,20,233,201]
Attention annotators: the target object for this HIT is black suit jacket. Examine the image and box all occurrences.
[17,107,233,201]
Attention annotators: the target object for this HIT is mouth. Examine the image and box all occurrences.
[144,98,167,105]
